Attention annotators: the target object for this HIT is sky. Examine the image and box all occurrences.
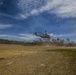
[0,0,76,41]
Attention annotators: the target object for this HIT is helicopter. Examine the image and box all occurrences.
[34,30,51,41]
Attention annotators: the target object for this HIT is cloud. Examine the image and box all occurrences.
[0,33,40,41]
[0,1,3,6]
[0,33,76,42]
[53,0,76,18]
[50,33,65,37]
[0,13,12,18]
[0,13,22,20]
[19,33,40,41]
[1,0,76,20]
[50,33,76,38]
[17,0,76,19]
[0,24,13,29]
[0,34,8,37]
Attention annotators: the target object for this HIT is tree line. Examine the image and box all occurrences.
[0,38,76,46]
[51,38,76,46]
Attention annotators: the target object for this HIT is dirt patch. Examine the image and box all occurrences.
[0,58,5,61]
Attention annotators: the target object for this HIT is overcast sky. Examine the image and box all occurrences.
[0,0,76,41]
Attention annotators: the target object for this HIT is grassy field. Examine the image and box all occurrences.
[0,44,76,75]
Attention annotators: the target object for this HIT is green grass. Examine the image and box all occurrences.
[46,48,76,57]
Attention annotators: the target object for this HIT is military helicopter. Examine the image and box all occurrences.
[34,30,51,41]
